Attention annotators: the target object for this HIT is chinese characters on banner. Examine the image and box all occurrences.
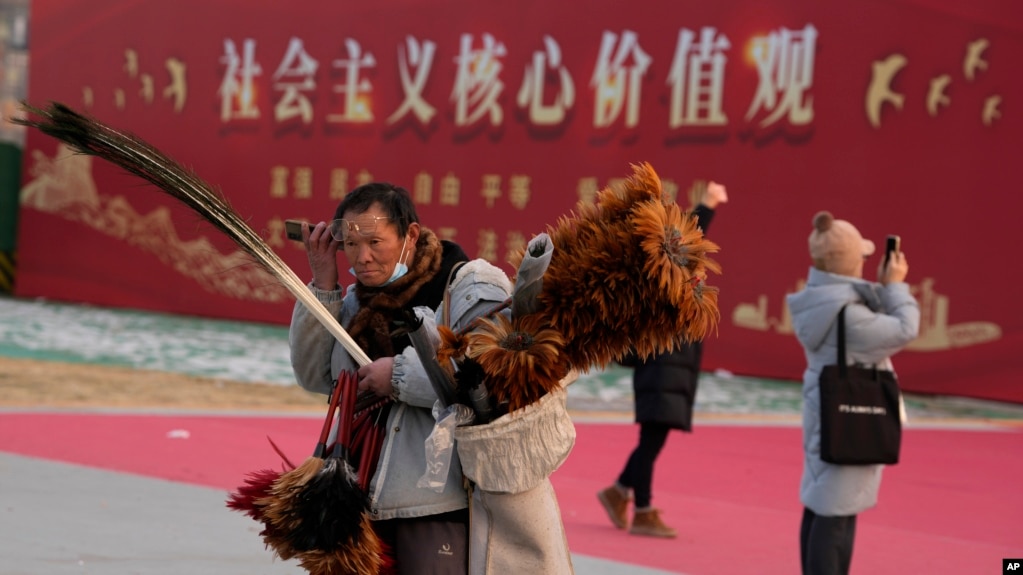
[16,0,1023,403]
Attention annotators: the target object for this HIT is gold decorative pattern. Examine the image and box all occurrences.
[20,143,288,302]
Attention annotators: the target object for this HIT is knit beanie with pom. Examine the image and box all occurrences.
[808,211,875,276]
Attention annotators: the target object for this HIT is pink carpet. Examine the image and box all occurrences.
[1,412,1020,574]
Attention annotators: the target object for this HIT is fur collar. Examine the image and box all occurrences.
[347,228,453,359]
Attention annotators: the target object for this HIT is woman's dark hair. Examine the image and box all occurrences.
[333,182,419,237]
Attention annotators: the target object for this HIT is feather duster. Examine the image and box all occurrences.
[439,162,722,419]
[11,101,372,367]
[463,312,569,412]
[259,456,329,560]
[225,436,298,548]
[433,162,723,418]
[295,520,393,575]
[257,370,386,572]
[532,161,721,369]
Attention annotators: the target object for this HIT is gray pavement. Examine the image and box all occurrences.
[0,452,300,575]
[0,453,676,575]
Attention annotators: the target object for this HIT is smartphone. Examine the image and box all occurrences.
[883,234,901,267]
[284,219,310,241]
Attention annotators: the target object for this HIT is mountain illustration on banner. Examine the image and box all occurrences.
[731,277,1001,351]
[19,143,290,303]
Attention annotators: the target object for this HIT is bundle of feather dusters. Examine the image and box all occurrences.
[436,162,721,414]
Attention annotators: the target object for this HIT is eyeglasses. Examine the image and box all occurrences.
[329,216,390,241]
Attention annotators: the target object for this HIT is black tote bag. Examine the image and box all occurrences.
[818,305,902,465]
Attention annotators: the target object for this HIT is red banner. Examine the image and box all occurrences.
[14,0,1023,403]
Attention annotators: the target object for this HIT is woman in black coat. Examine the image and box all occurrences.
[598,180,727,538]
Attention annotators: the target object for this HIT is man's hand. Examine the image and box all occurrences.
[357,357,396,398]
[303,221,341,291]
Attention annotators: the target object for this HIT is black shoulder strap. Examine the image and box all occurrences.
[836,304,848,377]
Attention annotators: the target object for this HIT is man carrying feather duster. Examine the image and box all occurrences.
[289,182,511,574]
[291,163,722,575]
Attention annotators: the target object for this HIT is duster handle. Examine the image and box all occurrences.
[312,374,347,458]
[338,370,359,455]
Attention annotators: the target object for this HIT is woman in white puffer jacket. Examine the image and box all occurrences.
[785,211,919,575]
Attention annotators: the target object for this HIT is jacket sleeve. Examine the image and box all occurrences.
[843,282,920,366]
[692,204,716,234]
[288,284,348,396]
[446,260,514,332]
[390,260,513,408]
[391,308,445,408]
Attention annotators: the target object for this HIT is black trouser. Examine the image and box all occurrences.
[617,422,670,508]
[800,507,857,575]
[374,509,469,575]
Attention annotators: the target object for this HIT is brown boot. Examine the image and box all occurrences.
[597,485,631,529]
[629,508,677,538]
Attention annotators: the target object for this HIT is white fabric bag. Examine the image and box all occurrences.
[454,376,577,575]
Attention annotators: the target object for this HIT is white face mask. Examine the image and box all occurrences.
[384,261,408,285]
[384,235,410,285]
[351,235,410,286]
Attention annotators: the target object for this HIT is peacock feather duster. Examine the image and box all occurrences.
[11,101,371,367]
